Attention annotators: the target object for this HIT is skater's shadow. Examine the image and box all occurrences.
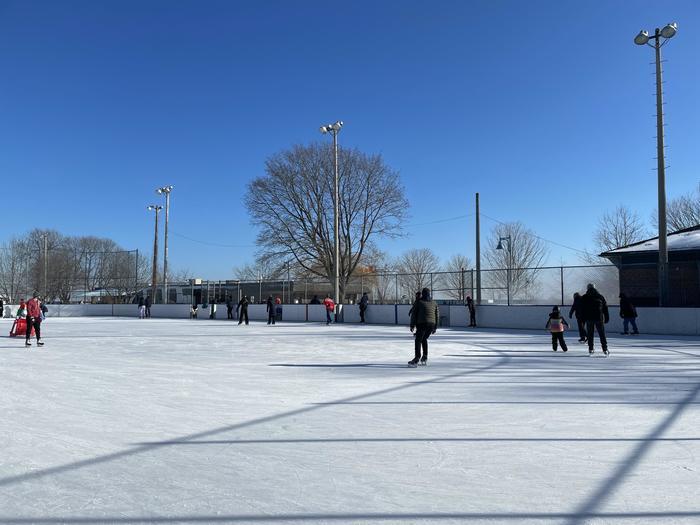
[269,363,406,369]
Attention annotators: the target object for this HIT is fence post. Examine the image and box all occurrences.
[395,274,399,304]
[470,269,474,300]
[360,275,364,295]
[560,266,565,306]
[430,273,433,294]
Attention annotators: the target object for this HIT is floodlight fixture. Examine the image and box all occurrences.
[660,22,677,39]
[634,30,649,45]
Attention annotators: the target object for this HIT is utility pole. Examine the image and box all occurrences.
[475,193,481,305]
[147,205,162,303]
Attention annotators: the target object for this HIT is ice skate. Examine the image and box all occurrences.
[25,342,31,347]
[419,359,427,366]
[37,341,44,346]
[407,359,418,368]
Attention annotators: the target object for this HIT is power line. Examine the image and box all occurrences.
[479,212,590,255]
[171,231,256,249]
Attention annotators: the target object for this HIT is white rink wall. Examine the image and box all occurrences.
[3,303,698,335]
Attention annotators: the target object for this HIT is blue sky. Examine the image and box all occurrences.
[0,0,698,277]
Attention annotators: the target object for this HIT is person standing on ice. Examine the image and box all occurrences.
[138,296,145,319]
[546,306,569,352]
[25,292,44,347]
[466,296,477,327]
[359,292,369,323]
[619,293,639,335]
[580,283,609,356]
[408,288,439,367]
[237,295,249,325]
[226,297,234,319]
[144,295,152,318]
[568,292,587,343]
[266,295,276,325]
[323,294,335,325]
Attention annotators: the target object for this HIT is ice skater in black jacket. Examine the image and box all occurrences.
[237,296,249,325]
[580,284,609,356]
[569,292,587,343]
[266,296,276,325]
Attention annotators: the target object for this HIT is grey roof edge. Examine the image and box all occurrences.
[599,224,700,257]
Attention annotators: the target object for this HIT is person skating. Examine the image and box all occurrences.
[138,296,145,319]
[266,295,276,325]
[323,295,335,325]
[226,297,234,320]
[359,292,369,323]
[569,292,587,343]
[144,295,152,318]
[25,292,44,347]
[237,295,249,325]
[546,306,569,352]
[408,288,439,367]
[580,283,609,356]
[466,296,477,327]
[40,302,48,320]
[619,293,639,335]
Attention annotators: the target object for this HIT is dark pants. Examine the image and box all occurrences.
[586,320,608,351]
[413,323,435,361]
[238,310,249,325]
[267,310,275,325]
[326,309,332,324]
[623,317,638,334]
[26,317,41,342]
[227,307,233,319]
[575,317,586,341]
[360,307,366,323]
[551,332,567,351]
[145,306,151,318]
[469,309,476,327]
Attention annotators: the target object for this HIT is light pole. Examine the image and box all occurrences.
[320,120,343,313]
[156,185,173,303]
[147,205,162,303]
[496,235,512,306]
[634,22,678,307]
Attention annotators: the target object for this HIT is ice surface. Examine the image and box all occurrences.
[1,318,698,524]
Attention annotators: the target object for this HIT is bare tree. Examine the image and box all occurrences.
[233,258,284,281]
[483,222,549,301]
[245,142,408,299]
[395,248,440,299]
[441,254,473,300]
[595,205,649,252]
[651,183,700,232]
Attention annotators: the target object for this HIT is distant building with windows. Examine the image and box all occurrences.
[600,225,700,307]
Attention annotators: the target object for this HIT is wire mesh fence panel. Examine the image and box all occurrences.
[562,265,619,306]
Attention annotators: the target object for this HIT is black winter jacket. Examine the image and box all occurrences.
[620,297,637,318]
[580,289,609,323]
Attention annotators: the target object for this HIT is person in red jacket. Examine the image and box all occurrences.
[322,294,335,325]
[25,292,44,347]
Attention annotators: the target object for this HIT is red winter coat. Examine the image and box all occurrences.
[27,298,42,319]
[323,298,335,311]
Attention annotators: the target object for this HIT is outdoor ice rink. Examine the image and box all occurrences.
[1,317,698,525]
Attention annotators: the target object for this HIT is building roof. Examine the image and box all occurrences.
[600,225,700,256]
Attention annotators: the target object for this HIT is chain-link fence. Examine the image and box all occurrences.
[153,264,620,306]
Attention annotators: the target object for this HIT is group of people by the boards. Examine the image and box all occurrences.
[7,283,638,363]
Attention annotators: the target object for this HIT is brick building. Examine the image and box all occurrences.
[600,225,700,307]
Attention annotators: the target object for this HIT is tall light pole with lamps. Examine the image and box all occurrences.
[634,22,678,307]
[496,235,512,306]
[320,120,343,313]
[156,185,174,303]
[147,205,162,303]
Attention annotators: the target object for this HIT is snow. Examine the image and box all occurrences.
[603,228,700,254]
[1,318,698,524]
